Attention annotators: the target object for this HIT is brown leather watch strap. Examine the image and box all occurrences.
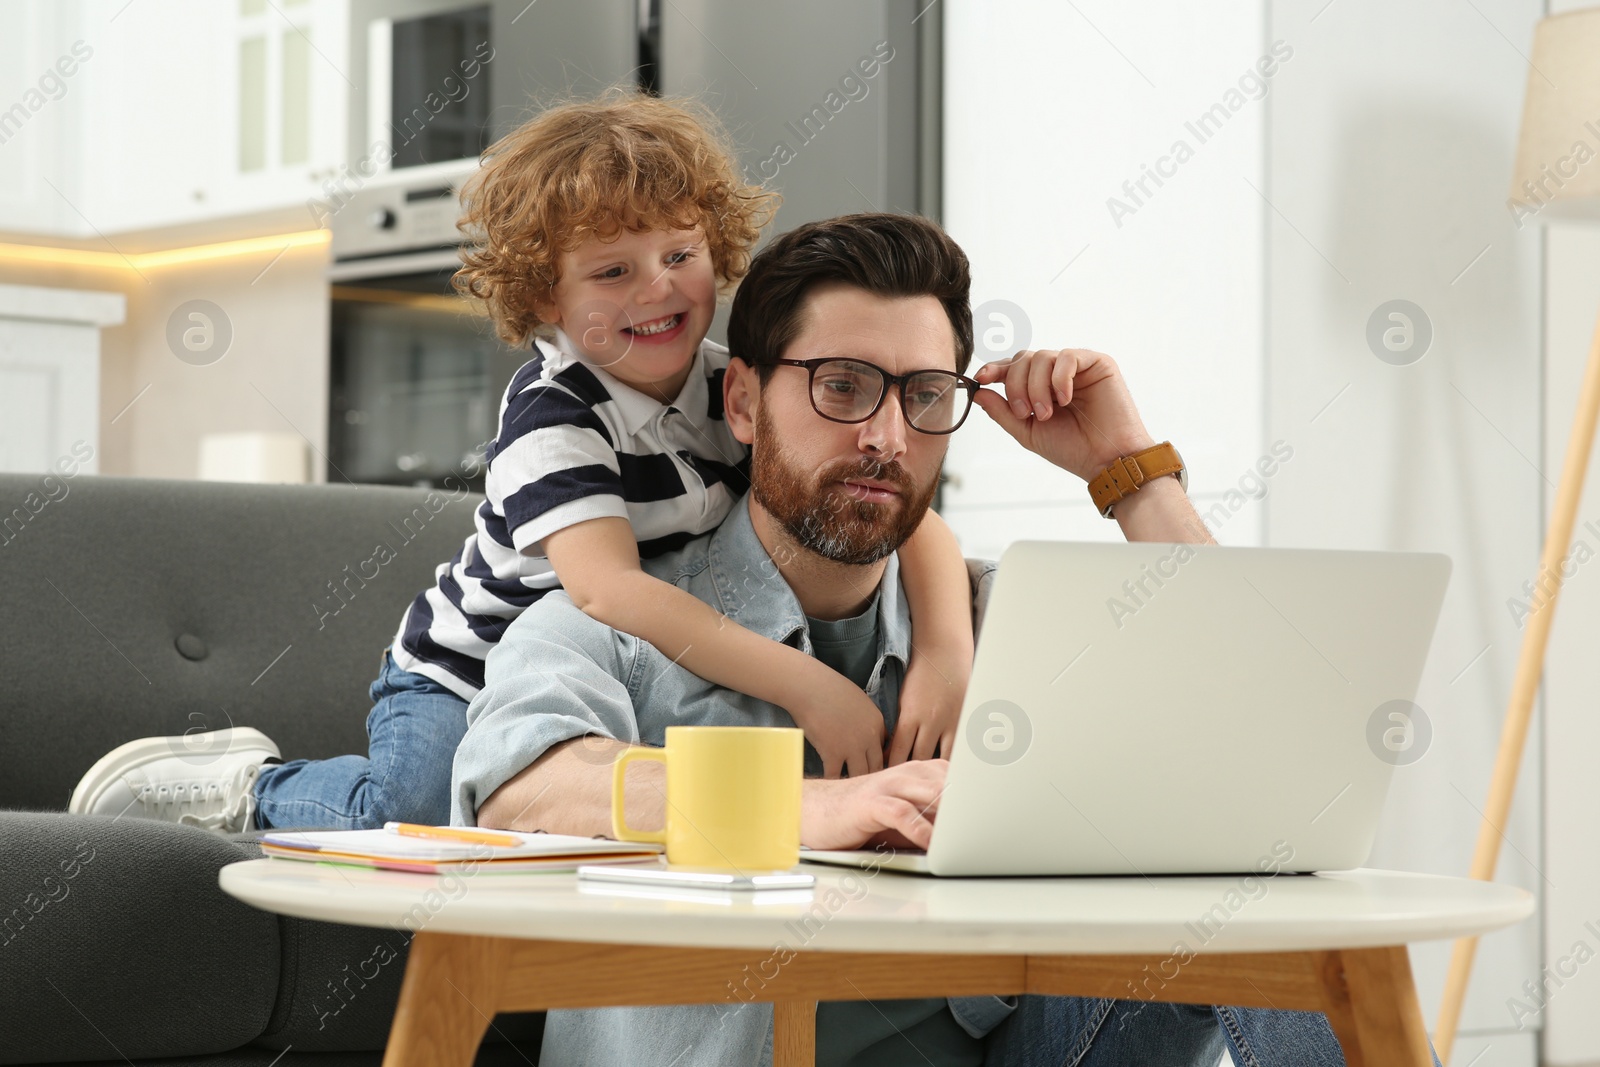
[1087,441,1185,518]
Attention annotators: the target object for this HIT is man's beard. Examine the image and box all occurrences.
[750,405,940,566]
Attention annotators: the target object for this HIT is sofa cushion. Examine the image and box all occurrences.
[0,474,480,812]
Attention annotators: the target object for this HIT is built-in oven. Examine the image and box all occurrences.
[327,164,523,491]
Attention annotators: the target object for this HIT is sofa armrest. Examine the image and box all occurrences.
[0,813,279,1064]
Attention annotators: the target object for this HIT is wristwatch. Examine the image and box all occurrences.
[1087,441,1187,518]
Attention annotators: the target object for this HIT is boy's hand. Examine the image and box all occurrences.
[886,650,965,766]
[787,667,887,780]
[973,348,1156,480]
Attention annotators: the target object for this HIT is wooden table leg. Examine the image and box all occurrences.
[374,935,1437,1067]
[774,999,818,1067]
[381,932,507,1067]
[1316,946,1435,1067]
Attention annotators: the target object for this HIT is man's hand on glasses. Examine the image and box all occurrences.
[973,348,1157,481]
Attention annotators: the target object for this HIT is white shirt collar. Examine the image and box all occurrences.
[546,327,707,437]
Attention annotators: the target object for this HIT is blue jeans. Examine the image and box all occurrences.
[539,998,1220,1067]
[984,997,1223,1066]
[985,999,1444,1067]
[251,650,468,830]
[537,998,1398,1066]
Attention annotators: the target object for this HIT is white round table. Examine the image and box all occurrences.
[221,859,1532,1066]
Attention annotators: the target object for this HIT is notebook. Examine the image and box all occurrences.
[259,828,663,875]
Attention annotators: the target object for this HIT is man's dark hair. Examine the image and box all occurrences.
[727,213,974,379]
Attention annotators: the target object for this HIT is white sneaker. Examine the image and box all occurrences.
[68,727,281,834]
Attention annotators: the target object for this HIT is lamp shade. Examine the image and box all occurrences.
[1509,7,1600,225]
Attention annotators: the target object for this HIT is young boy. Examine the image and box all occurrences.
[68,89,976,833]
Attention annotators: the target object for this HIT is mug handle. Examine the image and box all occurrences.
[611,747,668,844]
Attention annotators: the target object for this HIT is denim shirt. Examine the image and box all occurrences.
[450,493,933,811]
[449,493,1011,1061]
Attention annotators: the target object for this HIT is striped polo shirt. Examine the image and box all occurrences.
[389,328,752,698]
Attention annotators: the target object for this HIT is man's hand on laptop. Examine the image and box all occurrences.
[973,348,1156,478]
[802,758,948,851]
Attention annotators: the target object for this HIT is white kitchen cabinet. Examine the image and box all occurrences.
[0,283,123,474]
[0,0,349,238]
[0,2,88,236]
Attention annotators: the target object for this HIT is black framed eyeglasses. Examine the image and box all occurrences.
[771,358,980,435]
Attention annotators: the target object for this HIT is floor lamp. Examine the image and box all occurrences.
[1435,9,1600,1063]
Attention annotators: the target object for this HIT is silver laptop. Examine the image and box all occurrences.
[802,540,1451,877]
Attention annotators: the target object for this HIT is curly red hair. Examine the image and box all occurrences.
[453,88,779,348]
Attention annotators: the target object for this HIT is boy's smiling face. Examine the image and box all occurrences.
[540,223,718,401]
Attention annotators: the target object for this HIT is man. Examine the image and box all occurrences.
[451,213,1382,1067]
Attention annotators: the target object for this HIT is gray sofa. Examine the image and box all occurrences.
[0,473,544,1065]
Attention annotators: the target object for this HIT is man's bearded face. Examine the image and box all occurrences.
[750,401,941,566]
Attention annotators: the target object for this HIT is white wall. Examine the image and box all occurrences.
[1264,0,1543,1059]
[940,0,1267,556]
[113,245,332,482]
[943,0,1551,1062]
[1537,6,1600,1058]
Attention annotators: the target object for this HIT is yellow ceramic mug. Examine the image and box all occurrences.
[611,726,803,869]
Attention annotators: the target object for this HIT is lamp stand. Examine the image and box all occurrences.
[1434,300,1600,1063]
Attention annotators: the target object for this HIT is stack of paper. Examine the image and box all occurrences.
[259,828,663,875]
